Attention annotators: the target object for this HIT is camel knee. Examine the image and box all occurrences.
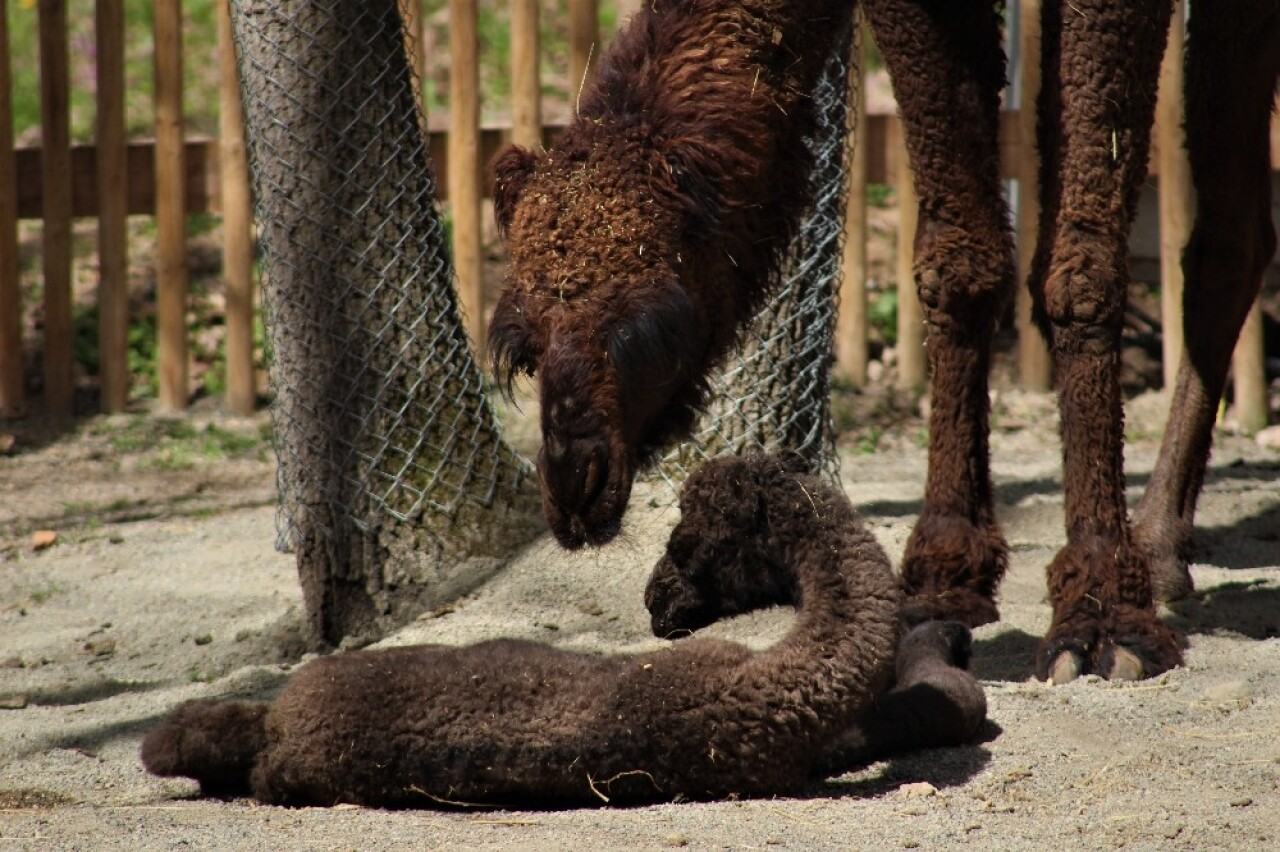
[1034,227,1127,354]
[914,220,1013,336]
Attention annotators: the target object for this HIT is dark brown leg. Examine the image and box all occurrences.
[864,0,1013,628]
[1132,1,1280,602]
[1030,0,1180,682]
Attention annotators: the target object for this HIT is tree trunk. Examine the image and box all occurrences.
[230,0,542,647]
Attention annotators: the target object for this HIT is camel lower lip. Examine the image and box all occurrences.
[552,515,622,549]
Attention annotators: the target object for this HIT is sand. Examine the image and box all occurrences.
[2,389,1278,850]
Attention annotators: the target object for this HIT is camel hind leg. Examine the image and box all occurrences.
[1030,0,1180,682]
[1132,1,1280,602]
[863,0,1014,629]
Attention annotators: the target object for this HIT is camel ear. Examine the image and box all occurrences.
[490,145,540,236]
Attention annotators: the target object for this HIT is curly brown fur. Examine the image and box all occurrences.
[488,0,1268,690]
[143,454,917,808]
[646,455,987,767]
[817,620,988,773]
[488,0,854,548]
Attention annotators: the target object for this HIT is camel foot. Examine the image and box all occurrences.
[1048,651,1082,685]
[1036,606,1183,683]
[900,512,1008,628]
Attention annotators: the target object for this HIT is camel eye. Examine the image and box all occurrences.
[604,285,700,393]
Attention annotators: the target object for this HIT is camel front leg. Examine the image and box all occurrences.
[1030,0,1180,682]
[1132,1,1280,603]
[863,0,1014,628]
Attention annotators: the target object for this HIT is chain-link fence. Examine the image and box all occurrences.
[231,0,542,642]
[230,0,855,638]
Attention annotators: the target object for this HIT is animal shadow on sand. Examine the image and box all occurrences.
[142,454,988,809]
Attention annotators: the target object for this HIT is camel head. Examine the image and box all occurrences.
[488,137,722,548]
[644,455,805,638]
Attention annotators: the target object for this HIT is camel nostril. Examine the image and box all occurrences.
[539,436,611,515]
[580,445,608,507]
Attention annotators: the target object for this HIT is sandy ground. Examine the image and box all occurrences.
[2,389,1279,850]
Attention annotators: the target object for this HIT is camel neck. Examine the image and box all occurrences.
[721,478,902,739]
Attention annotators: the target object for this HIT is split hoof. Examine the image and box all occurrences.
[1048,651,1083,685]
[1103,646,1145,682]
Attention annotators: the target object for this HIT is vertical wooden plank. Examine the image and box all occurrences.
[1233,303,1268,432]
[97,0,129,413]
[449,0,484,352]
[154,0,188,411]
[217,0,255,414]
[0,1,23,416]
[835,22,868,386]
[1156,0,1190,392]
[1015,0,1051,390]
[891,117,924,391]
[39,0,73,416]
[568,0,598,110]
[511,0,541,150]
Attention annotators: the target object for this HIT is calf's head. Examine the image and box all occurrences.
[644,455,803,638]
[488,141,714,548]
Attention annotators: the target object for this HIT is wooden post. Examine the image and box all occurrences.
[0,1,22,416]
[1015,0,1051,390]
[569,0,598,109]
[511,0,541,150]
[217,0,255,414]
[1156,0,1190,392]
[449,0,484,353]
[97,0,129,413]
[836,23,868,387]
[891,117,925,391]
[39,0,73,417]
[154,0,188,411]
[1233,303,1268,433]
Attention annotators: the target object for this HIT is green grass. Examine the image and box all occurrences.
[867,183,893,208]
[852,424,883,455]
[93,415,268,468]
[870,289,899,347]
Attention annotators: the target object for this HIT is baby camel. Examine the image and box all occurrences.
[142,454,985,808]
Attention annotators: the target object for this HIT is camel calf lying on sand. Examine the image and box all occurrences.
[143,454,986,808]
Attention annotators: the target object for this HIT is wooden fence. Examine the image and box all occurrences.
[2,1,1278,427]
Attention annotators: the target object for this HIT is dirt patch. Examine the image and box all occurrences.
[2,390,1279,849]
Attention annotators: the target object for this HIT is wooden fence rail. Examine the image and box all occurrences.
[2,2,1278,427]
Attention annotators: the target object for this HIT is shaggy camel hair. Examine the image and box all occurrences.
[489,0,854,548]
[142,454,986,808]
[869,0,1278,684]
[490,0,1279,683]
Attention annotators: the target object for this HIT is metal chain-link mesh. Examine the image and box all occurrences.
[654,20,857,489]
[234,1,855,557]
[230,0,534,556]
